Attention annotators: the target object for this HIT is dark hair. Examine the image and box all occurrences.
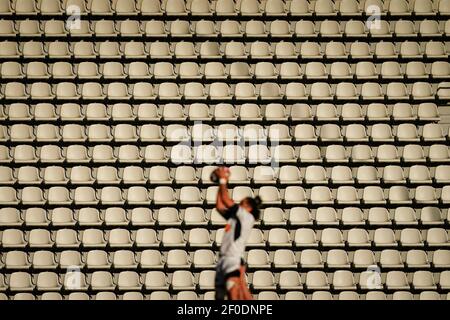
[244,196,262,220]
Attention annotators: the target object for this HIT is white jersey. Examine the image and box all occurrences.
[217,204,255,274]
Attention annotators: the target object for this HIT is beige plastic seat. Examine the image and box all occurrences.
[22,41,46,58]
[430,62,450,79]
[291,103,313,121]
[320,20,341,37]
[140,0,163,15]
[388,0,411,15]
[98,186,123,205]
[114,0,138,15]
[123,42,147,58]
[202,62,225,79]
[5,82,28,99]
[81,82,105,99]
[130,82,155,100]
[49,62,74,79]
[190,0,212,15]
[102,62,126,80]
[361,82,384,100]
[354,61,376,79]
[219,19,243,37]
[300,249,323,268]
[404,249,430,268]
[248,41,271,59]
[197,41,219,59]
[263,0,286,15]
[90,0,114,15]
[19,20,42,37]
[272,42,295,59]
[324,41,347,59]
[395,20,416,37]
[13,145,38,163]
[127,62,150,79]
[94,20,118,37]
[288,0,311,15]
[371,124,394,142]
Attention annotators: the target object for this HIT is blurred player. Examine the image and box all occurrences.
[212,167,262,300]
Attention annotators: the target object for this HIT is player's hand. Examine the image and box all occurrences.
[215,167,230,180]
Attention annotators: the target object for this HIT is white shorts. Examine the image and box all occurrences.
[215,257,242,300]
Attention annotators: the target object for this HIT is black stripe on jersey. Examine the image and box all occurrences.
[223,204,239,220]
[234,217,241,241]
[223,204,242,241]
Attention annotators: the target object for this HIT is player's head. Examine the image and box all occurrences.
[240,196,262,220]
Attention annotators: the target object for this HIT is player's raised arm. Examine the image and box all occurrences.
[213,167,234,214]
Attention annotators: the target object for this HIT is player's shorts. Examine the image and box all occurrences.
[215,268,241,301]
[215,258,252,300]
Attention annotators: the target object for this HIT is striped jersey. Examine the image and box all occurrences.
[218,204,255,274]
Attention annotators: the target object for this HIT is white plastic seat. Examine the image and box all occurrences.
[423,123,446,141]
[331,63,353,80]
[355,61,377,79]
[184,208,208,226]
[319,124,343,141]
[266,228,290,247]
[153,186,177,205]
[400,229,424,247]
[350,250,375,269]
[187,228,212,247]
[258,186,281,204]
[361,82,384,100]
[2,229,26,247]
[386,271,410,290]
[70,166,94,185]
[158,82,181,99]
[370,124,394,142]
[201,62,225,79]
[208,82,232,100]
[272,250,296,270]
[231,186,254,203]
[305,271,330,290]
[347,228,371,247]
[179,187,203,205]
[148,166,172,184]
[140,125,163,142]
[284,186,307,205]
[344,124,368,142]
[262,207,286,226]
[362,186,386,204]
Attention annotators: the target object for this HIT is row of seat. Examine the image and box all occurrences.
[2,184,450,205]
[1,0,449,17]
[1,40,449,59]
[2,164,450,185]
[2,290,450,300]
[1,61,449,80]
[0,102,441,122]
[2,19,450,38]
[2,248,449,269]
[2,144,449,164]
[2,123,449,143]
[1,269,450,292]
[2,226,449,248]
[1,81,448,100]
[1,206,448,227]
